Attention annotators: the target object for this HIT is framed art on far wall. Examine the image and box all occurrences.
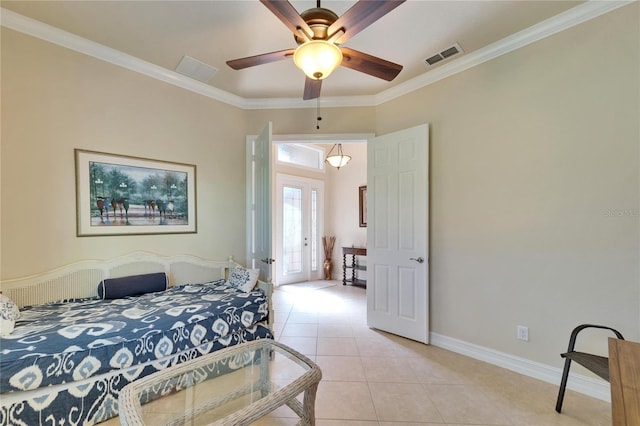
[359,185,367,227]
[75,149,197,236]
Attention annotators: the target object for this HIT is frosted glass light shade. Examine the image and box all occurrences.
[293,40,343,80]
[326,154,351,168]
[325,144,351,170]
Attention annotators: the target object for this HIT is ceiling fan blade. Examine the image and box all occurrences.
[327,0,405,45]
[260,0,313,41]
[303,78,322,100]
[226,49,295,70]
[340,47,403,81]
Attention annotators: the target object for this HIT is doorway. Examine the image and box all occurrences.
[247,126,429,342]
[275,174,324,285]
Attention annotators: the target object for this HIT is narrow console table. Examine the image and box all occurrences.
[342,246,366,286]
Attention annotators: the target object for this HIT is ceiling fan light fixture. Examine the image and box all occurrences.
[293,40,343,80]
[325,144,351,169]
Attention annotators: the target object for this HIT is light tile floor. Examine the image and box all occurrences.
[102,280,611,425]
[266,280,611,426]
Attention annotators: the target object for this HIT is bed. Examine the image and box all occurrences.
[0,252,273,426]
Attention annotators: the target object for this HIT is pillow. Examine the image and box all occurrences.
[226,266,260,292]
[0,294,20,336]
[98,272,167,300]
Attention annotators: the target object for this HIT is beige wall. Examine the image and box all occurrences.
[325,143,367,279]
[0,25,375,279]
[1,3,638,375]
[1,29,249,278]
[376,4,639,366]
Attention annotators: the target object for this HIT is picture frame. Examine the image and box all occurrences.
[75,149,197,236]
[359,185,367,228]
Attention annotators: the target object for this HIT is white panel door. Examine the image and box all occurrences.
[247,123,273,282]
[367,124,429,343]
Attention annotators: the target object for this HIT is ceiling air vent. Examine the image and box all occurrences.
[424,43,464,67]
[175,55,217,83]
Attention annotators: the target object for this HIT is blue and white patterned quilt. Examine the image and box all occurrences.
[0,281,272,425]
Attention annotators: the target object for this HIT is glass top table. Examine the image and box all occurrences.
[118,339,322,426]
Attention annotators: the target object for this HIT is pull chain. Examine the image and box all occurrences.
[316,98,322,130]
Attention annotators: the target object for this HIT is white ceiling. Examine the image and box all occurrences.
[2,0,613,106]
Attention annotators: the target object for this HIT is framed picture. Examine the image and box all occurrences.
[75,149,197,236]
[359,185,367,227]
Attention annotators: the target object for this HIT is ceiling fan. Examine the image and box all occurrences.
[226,0,405,100]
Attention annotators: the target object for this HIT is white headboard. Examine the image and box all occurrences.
[0,252,272,320]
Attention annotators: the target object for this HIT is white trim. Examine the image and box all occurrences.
[0,8,246,108]
[1,1,633,109]
[430,332,611,402]
[374,0,633,105]
[273,133,374,143]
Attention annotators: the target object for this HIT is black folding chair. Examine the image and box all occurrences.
[555,324,624,413]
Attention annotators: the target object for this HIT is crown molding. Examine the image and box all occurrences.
[1,1,633,110]
[374,0,634,105]
[0,7,246,108]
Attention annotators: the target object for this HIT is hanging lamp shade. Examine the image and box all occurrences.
[325,144,351,169]
[293,40,343,80]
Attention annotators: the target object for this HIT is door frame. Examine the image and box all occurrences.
[246,132,374,282]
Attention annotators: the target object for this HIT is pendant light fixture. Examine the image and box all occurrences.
[325,144,351,170]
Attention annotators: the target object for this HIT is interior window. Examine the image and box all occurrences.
[276,144,324,170]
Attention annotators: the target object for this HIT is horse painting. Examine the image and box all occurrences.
[110,198,129,222]
[96,197,109,221]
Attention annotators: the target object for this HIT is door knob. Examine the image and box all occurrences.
[409,257,425,264]
[260,258,275,264]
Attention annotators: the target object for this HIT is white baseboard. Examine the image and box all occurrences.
[429,332,610,402]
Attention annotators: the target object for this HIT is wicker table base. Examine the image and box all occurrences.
[118,340,322,426]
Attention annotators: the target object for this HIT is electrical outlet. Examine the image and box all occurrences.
[517,325,529,341]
